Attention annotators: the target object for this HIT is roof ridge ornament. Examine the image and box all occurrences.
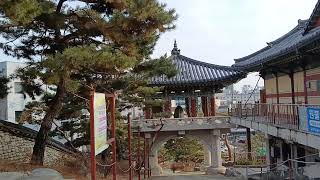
[171,39,180,55]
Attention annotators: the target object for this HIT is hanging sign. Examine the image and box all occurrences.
[93,93,108,155]
[307,107,320,134]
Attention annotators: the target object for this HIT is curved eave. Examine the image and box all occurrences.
[149,72,246,88]
[233,20,320,71]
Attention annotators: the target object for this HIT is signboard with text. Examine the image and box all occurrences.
[93,93,108,155]
[307,108,320,134]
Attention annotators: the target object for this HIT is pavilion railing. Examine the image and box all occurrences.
[229,103,320,131]
[132,116,232,132]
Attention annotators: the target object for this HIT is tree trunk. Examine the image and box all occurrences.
[30,77,67,165]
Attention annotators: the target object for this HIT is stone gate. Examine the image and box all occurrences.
[133,116,234,175]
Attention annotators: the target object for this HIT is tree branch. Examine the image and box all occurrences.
[56,0,66,13]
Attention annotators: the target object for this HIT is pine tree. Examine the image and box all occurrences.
[0,0,176,165]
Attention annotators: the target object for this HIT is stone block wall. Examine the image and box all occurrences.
[0,128,77,166]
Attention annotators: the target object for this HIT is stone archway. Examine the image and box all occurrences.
[148,129,222,176]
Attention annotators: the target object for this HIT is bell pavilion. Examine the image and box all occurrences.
[146,41,246,118]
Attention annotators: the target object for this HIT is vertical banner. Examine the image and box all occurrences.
[94,93,108,155]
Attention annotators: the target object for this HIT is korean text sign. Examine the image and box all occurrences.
[94,93,108,155]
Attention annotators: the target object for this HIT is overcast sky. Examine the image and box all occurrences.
[0,0,318,91]
[153,0,318,90]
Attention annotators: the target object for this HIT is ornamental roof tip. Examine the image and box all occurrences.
[171,39,180,55]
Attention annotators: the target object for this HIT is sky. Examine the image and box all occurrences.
[0,0,318,91]
[152,0,318,91]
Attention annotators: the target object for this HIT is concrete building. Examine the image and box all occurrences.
[231,1,320,178]
[215,85,261,113]
[0,61,31,123]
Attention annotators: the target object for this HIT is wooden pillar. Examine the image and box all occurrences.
[185,97,190,117]
[210,96,216,116]
[143,134,146,178]
[246,128,252,161]
[303,68,308,104]
[260,89,266,103]
[144,107,151,119]
[190,96,197,117]
[201,96,209,116]
[289,72,295,104]
[275,73,280,104]
[164,97,172,118]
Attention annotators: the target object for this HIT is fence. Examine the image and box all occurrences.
[229,103,320,131]
[243,153,320,180]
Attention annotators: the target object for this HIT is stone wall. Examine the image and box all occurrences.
[0,120,78,166]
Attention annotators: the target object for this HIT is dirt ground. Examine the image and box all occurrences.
[0,159,132,180]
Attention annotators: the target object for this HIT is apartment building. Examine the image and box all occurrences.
[0,61,31,123]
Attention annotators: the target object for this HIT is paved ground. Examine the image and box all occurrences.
[148,174,243,180]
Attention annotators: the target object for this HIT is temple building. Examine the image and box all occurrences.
[231,0,320,177]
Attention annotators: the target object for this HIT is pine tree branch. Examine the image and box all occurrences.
[52,120,77,150]
[56,0,66,13]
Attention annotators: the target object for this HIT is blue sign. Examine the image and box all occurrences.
[307,108,320,134]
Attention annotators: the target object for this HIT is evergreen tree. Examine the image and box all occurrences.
[0,76,9,99]
[0,0,176,165]
[160,137,204,163]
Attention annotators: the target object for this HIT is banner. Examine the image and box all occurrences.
[94,93,108,155]
[307,107,320,134]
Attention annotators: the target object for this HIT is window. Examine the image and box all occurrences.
[15,111,22,121]
[14,82,23,93]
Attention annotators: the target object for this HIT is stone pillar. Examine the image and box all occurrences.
[144,133,150,177]
[190,96,197,117]
[210,96,216,116]
[291,143,298,170]
[211,130,222,168]
[149,145,162,176]
[206,130,224,175]
[204,148,211,166]
[279,140,284,163]
[201,96,209,116]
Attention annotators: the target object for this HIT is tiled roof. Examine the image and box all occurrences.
[304,0,320,35]
[150,47,244,87]
[233,19,320,69]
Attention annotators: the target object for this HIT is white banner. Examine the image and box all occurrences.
[93,93,108,155]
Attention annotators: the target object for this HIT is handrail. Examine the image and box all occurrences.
[133,116,230,122]
[228,103,320,131]
[231,103,320,106]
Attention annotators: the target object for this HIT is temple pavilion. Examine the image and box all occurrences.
[146,41,246,118]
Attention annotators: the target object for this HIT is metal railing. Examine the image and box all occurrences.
[229,103,320,131]
[243,153,320,180]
